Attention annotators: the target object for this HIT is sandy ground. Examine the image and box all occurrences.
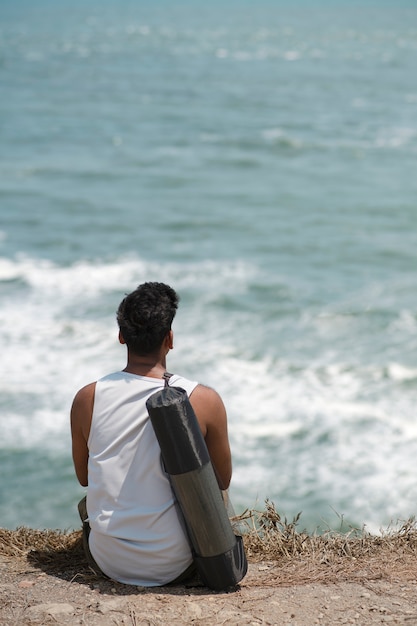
[2,552,417,626]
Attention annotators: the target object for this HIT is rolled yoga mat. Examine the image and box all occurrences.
[146,385,247,590]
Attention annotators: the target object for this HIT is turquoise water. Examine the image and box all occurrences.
[1,0,417,533]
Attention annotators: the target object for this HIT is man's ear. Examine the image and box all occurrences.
[119,330,126,345]
[167,329,174,350]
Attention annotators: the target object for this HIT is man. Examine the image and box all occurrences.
[71,282,232,586]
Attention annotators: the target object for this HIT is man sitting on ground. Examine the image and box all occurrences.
[70,281,232,586]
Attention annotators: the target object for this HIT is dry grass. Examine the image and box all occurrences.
[235,500,417,585]
[0,527,82,558]
[2,500,417,587]
[0,526,88,581]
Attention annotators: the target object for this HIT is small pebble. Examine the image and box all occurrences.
[18,580,35,588]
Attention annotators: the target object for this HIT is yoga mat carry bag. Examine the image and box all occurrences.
[146,385,247,590]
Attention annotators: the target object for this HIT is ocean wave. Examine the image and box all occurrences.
[2,252,417,531]
[0,252,259,402]
[197,124,416,158]
[0,410,69,452]
[209,353,417,530]
[0,254,256,295]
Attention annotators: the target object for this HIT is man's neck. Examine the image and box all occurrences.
[123,352,167,379]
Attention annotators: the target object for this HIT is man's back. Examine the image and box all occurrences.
[87,371,197,586]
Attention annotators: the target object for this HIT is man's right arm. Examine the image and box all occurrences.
[189,385,232,490]
[70,382,95,487]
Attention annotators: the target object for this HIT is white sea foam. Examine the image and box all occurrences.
[2,253,417,530]
[387,362,417,382]
[1,410,69,452]
[284,50,301,61]
[375,126,417,149]
[0,254,254,298]
[217,352,417,529]
[0,254,257,450]
[261,128,303,149]
[0,257,25,281]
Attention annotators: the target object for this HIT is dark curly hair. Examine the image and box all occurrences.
[116,282,179,356]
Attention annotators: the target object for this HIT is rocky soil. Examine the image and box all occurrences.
[2,552,417,625]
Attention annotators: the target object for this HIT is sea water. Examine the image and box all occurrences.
[1,0,417,533]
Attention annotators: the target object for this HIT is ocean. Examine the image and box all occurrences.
[1,0,417,534]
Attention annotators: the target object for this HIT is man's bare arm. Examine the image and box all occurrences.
[70,383,95,487]
[189,385,232,490]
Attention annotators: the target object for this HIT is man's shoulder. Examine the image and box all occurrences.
[189,383,225,409]
[72,381,96,408]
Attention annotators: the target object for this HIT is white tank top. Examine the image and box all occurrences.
[87,371,198,586]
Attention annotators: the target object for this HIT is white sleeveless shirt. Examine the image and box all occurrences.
[87,371,198,586]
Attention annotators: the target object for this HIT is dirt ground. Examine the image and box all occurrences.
[2,552,417,626]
